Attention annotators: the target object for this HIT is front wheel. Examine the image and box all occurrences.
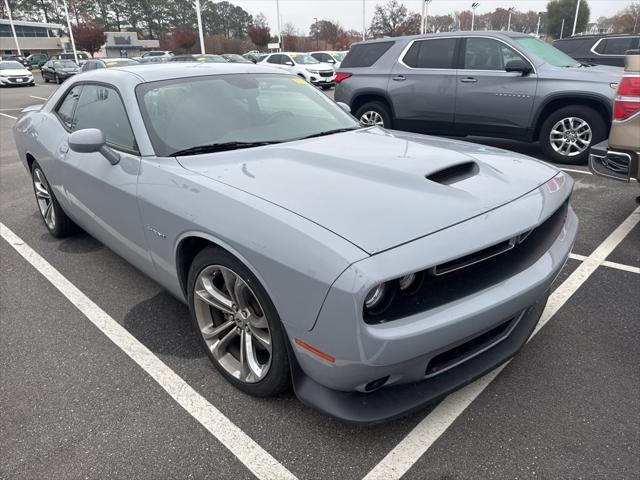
[539,105,606,165]
[187,247,290,397]
[43,74,48,83]
[354,101,392,128]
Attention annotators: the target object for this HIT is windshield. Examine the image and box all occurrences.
[105,59,138,67]
[194,55,227,63]
[137,74,360,157]
[292,54,319,65]
[53,60,77,68]
[0,61,24,70]
[332,52,347,62]
[515,37,579,67]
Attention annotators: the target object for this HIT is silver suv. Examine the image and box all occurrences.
[335,31,622,164]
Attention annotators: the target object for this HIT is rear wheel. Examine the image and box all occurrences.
[31,161,77,238]
[539,105,606,165]
[355,101,392,128]
[188,246,290,397]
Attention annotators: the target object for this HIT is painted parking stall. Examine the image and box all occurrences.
[1,78,638,480]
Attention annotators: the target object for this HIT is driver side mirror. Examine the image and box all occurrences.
[285,61,294,66]
[68,128,120,165]
[505,59,532,76]
[327,58,336,64]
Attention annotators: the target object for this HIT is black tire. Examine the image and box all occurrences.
[43,74,48,83]
[187,246,290,397]
[31,161,78,238]
[539,105,607,165]
[354,100,393,128]
[321,85,333,91]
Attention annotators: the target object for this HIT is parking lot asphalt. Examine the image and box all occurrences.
[1,78,638,480]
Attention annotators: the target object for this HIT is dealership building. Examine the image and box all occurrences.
[1,19,66,56]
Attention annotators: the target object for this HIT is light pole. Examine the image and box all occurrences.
[362,0,366,41]
[560,18,565,38]
[507,7,515,31]
[275,0,281,51]
[536,11,542,36]
[571,0,581,36]
[62,0,78,64]
[471,2,479,31]
[194,0,205,54]
[3,0,21,56]
[314,17,319,49]
[421,0,433,35]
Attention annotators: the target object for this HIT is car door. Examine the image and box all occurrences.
[387,37,458,133]
[454,37,537,137]
[58,83,153,271]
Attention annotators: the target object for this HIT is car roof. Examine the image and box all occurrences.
[95,62,288,82]
[557,33,639,40]
[357,30,529,45]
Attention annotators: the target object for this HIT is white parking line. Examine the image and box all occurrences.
[0,112,17,120]
[363,207,640,480]
[0,223,298,480]
[570,253,640,274]
[29,95,49,101]
[560,167,592,175]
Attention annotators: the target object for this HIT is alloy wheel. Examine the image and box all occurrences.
[549,116,592,157]
[33,168,56,230]
[359,110,385,127]
[193,265,272,383]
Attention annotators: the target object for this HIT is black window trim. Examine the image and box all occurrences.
[399,36,460,70]
[53,80,140,155]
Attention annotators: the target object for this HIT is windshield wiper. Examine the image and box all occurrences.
[298,127,362,140]
[171,141,281,156]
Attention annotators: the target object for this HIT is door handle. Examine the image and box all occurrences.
[461,77,477,83]
[392,75,406,81]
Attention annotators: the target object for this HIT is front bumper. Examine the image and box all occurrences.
[287,173,577,423]
[309,73,336,86]
[589,140,639,182]
[0,76,34,86]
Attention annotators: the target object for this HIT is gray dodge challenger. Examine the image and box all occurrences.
[13,63,577,423]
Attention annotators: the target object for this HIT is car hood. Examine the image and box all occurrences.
[0,68,30,76]
[177,128,559,254]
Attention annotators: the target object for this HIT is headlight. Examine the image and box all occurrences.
[306,68,319,74]
[364,283,393,314]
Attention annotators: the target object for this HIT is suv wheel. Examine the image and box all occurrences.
[355,101,392,128]
[539,105,606,165]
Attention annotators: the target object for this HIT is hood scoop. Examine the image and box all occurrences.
[426,161,479,185]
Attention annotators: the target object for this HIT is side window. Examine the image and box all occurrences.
[464,37,524,70]
[56,85,82,129]
[602,37,635,55]
[403,38,456,69]
[267,54,282,64]
[310,53,321,62]
[73,84,136,151]
[282,55,294,65]
[341,41,394,68]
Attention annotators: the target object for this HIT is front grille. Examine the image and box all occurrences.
[319,71,333,78]
[8,77,29,83]
[425,314,519,377]
[364,201,569,324]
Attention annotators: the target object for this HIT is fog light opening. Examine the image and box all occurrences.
[364,376,389,392]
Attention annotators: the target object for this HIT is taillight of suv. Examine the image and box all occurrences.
[335,72,352,84]
[613,75,640,120]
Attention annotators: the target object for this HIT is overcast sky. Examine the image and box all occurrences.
[228,0,636,34]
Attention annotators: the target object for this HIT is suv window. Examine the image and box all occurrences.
[267,54,284,64]
[341,41,394,68]
[73,84,136,151]
[464,37,524,70]
[403,38,456,69]
[56,85,82,129]
[600,37,637,55]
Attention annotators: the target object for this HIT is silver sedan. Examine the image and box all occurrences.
[13,63,577,423]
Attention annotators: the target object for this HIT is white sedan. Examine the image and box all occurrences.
[260,52,335,89]
[0,60,35,87]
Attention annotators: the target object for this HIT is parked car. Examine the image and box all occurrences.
[50,52,90,66]
[26,53,49,68]
[589,49,640,192]
[554,34,640,67]
[81,58,140,72]
[221,53,253,64]
[142,50,174,58]
[309,50,348,69]
[0,60,35,87]
[138,55,170,64]
[41,59,80,84]
[1,55,31,69]
[13,63,577,423]
[169,54,227,63]
[335,31,622,165]
[260,52,336,89]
